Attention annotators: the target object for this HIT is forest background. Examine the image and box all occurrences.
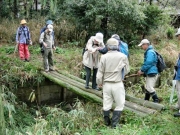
[1,0,180,135]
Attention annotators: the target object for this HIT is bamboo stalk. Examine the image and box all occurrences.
[0,87,5,135]
[47,71,157,115]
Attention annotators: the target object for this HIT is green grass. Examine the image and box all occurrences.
[1,43,180,135]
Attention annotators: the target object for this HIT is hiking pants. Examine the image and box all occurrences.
[145,74,159,93]
[176,80,180,110]
[103,82,125,111]
[43,48,54,70]
[85,66,97,89]
[18,43,30,60]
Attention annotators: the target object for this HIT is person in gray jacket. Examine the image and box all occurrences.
[96,38,130,128]
[39,24,56,72]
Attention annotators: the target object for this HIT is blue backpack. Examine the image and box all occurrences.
[119,41,129,57]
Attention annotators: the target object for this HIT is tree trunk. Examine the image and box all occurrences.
[13,0,18,18]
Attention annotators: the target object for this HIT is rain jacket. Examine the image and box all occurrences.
[141,45,158,75]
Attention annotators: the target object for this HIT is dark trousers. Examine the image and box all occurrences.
[85,66,98,89]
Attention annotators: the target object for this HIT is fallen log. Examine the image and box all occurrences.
[56,70,164,111]
[41,71,102,103]
[49,71,156,114]
[125,95,164,111]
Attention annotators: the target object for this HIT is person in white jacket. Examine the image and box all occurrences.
[83,32,104,90]
[96,38,130,128]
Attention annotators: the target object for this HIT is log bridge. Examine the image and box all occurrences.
[41,70,164,116]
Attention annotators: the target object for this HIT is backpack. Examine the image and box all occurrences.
[119,41,129,57]
[18,26,30,44]
[155,51,166,73]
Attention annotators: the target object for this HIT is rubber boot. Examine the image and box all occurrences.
[144,92,150,100]
[111,111,121,128]
[103,110,111,126]
[151,92,159,103]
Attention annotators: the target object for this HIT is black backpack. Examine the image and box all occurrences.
[155,51,166,73]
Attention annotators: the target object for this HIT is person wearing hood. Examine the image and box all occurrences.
[137,39,159,103]
[97,38,129,128]
[173,28,180,117]
[83,32,105,90]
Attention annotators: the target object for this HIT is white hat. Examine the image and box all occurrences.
[138,39,150,46]
[94,33,103,43]
[106,38,118,46]
[111,34,120,40]
[47,24,53,32]
[175,28,180,36]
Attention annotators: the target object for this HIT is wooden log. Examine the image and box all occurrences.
[56,70,92,86]
[53,71,164,111]
[125,101,157,114]
[41,71,103,103]
[125,95,164,111]
[124,106,147,117]
[48,71,157,114]
[50,72,102,97]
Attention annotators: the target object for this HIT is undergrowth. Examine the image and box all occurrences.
[1,39,180,134]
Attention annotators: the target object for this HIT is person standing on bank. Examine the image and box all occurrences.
[137,39,159,103]
[39,24,56,72]
[16,19,32,61]
[173,28,180,117]
[83,32,105,90]
[96,38,129,128]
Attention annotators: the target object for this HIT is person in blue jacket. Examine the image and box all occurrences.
[98,34,128,57]
[174,28,180,117]
[137,39,159,103]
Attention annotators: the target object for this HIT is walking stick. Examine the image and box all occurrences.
[170,80,176,104]
[125,74,139,79]
[14,43,18,54]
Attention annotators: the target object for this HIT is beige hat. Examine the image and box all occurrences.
[106,38,118,46]
[175,28,180,36]
[20,19,27,24]
[47,24,53,32]
[94,33,103,43]
[138,39,150,46]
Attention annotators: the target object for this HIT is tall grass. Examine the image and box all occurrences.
[0,18,87,46]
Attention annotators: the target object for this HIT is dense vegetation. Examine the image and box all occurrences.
[1,0,180,135]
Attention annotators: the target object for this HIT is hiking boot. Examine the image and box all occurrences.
[144,93,150,100]
[93,87,100,91]
[45,69,49,72]
[49,68,55,71]
[103,110,111,126]
[85,85,89,89]
[174,112,180,117]
[111,111,121,128]
[151,92,159,103]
